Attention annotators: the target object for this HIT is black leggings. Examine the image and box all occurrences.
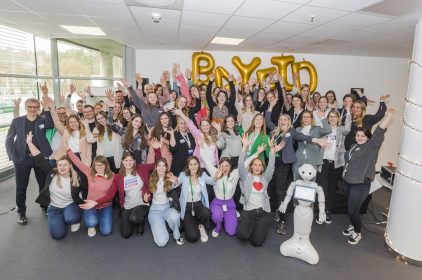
[343,179,370,233]
[237,209,271,247]
[272,162,292,211]
[317,160,343,212]
[120,205,149,239]
[182,201,211,242]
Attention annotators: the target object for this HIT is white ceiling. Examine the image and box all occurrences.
[0,0,421,57]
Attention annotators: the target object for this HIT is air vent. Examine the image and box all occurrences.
[125,0,183,10]
[361,0,422,17]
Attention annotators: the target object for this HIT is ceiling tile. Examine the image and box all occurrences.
[89,17,134,29]
[224,16,274,31]
[139,22,178,38]
[0,11,49,24]
[281,5,349,24]
[281,34,320,44]
[235,0,301,20]
[300,25,347,37]
[130,6,181,24]
[179,24,219,36]
[325,12,392,29]
[14,0,80,15]
[181,10,229,27]
[77,2,132,18]
[247,32,287,44]
[40,14,95,26]
[308,0,384,12]
[183,0,244,15]
[0,0,31,12]
[263,20,314,35]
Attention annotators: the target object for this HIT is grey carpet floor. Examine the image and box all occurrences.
[0,173,420,280]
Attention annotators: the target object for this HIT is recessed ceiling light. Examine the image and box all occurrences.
[135,0,176,6]
[60,25,106,36]
[211,36,244,45]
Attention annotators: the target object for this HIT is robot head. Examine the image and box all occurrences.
[298,164,317,181]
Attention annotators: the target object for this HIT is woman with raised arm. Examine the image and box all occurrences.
[243,114,270,163]
[85,111,123,173]
[293,110,331,181]
[341,108,395,245]
[171,156,215,243]
[313,96,330,127]
[254,87,269,114]
[287,95,305,129]
[146,112,175,168]
[344,94,389,150]
[121,114,148,164]
[236,94,259,132]
[316,107,351,225]
[26,132,83,240]
[148,158,184,246]
[169,117,196,176]
[214,115,242,168]
[66,148,114,237]
[265,110,328,234]
[206,73,237,124]
[237,135,283,246]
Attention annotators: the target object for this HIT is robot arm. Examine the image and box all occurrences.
[279,182,296,213]
[316,186,326,223]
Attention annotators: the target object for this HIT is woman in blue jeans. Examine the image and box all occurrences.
[27,132,83,240]
[148,158,184,246]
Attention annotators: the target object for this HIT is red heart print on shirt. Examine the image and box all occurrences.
[253,181,263,191]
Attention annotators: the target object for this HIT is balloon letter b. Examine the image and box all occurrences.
[192,52,215,85]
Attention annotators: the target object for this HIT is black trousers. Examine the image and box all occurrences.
[317,160,343,212]
[73,152,88,199]
[237,208,271,247]
[343,179,371,233]
[120,205,149,239]
[14,157,46,214]
[182,201,211,242]
[106,156,119,173]
[270,161,291,212]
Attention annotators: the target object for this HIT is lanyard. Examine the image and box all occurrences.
[181,132,191,148]
[274,132,284,143]
[222,177,227,200]
[292,109,303,124]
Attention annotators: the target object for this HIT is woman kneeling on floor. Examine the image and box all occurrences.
[27,132,82,240]
[237,134,284,246]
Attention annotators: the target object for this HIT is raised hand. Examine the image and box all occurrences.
[215,165,224,179]
[69,83,77,94]
[209,73,215,82]
[151,137,161,149]
[241,133,251,147]
[228,74,234,82]
[193,73,199,84]
[77,91,87,101]
[173,63,181,76]
[211,121,221,132]
[166,172,178,184]
[257,144,266,155]
[105,88,114,101]
[274,140,285,153]
[13,97,21,107]
[84,86,92,96]
[380,94,391,102]
[185,68,192,80]
[135,73,143,86]
[163,70,170,82]
[40,81,48,96]
[171,107,184,117]
[26,131,33,144]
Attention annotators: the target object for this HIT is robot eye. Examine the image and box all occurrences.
[301,171,305,174]
[309,172,311,175]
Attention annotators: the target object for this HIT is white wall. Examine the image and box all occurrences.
[136,49,410,168]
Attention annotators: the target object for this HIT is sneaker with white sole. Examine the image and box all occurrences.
[348,232,362,245]
[70,223,80,232]
[87,227,96,237]
[325,211,332,224]
[199,225,208,242]
[176,237,185,245]
[236,211,240,218]
[342,225,354,236]
[211,229,219,238]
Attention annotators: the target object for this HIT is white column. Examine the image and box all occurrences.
[385,18,422,266]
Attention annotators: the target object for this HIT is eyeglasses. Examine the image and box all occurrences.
[27,106,39,109]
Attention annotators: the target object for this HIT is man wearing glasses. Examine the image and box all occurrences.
[6,97,54,225]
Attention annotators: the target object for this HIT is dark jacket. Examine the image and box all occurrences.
[169,131,196,176]
[169,98,201,129]
[206,80,237,119]
[343,126,386,184]
[6,113,54,162]
[34,154,83,209]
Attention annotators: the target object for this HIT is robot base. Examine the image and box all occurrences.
[280,233,319,265]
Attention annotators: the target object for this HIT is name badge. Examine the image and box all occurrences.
[285,133,291,138]
[39,124,45,129]
[180,139,185,143]
[222,204,227,212]
[188,149,193,155]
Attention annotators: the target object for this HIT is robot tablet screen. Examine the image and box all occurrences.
[294,185,316,202]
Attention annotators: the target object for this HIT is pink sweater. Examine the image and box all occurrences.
[68,149,114,209]
[187,119,219,168]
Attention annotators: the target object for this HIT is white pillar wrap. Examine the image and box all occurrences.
[385,18,422,264]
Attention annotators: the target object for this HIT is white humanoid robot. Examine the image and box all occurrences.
[279,164,326,265]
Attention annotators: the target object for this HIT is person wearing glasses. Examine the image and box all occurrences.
[6,83,54,225]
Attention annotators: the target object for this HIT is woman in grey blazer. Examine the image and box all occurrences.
[316,107,351,224]
[293,110,332,181]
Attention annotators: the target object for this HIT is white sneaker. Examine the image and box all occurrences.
[211,229,219,238]
[70,223,80,232]
[199,225,208,242]
[236,211,240,218]
[342,225,354,236]
[87,227,96,237]
[348,232,362,245]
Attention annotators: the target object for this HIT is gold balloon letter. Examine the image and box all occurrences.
[271,55,295,91]
[256,67,277,88]
[292,60,318,93]
[232,56,261,85]
[214,66,231,88]
[192,51,215,85]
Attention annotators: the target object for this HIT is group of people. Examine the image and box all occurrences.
[6,63,394,247]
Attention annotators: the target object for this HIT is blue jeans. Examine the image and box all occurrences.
[84,205,113,236]
[148,203,181,247]
[48,203,81,240]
